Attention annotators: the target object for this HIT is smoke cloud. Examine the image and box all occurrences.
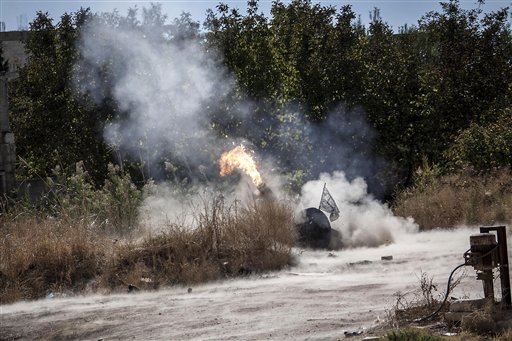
[271,104,390,196]
[74,9,418,244]
[298,171,418,248]
[75,15,232,182]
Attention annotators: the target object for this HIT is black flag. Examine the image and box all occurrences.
[319,183,340,222]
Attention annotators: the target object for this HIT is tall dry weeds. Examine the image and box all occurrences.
[393,168,512,230]
[1,190,296,303]
[103,197,296,291]
[0,217,108,304]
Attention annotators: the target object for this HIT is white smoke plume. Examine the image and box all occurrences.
[75,13,232,181]
[74,9,418,242]
[138,180,261,230]
[299,171,418,248]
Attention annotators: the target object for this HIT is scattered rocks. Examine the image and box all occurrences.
[348,260,372,267]
[344,330,363,337]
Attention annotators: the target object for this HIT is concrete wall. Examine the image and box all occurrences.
[0,31,30,71]
[0,76,16,195]
[0,31,28,195]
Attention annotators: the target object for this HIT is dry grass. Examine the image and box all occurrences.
[381,328,512,340]
[0,196,296,304]
[384,270,512,340]
[0,217,108,304]
[393,168,512,230]
[103,197,296,290]
[382,328,444,340]
[387,271,446,329]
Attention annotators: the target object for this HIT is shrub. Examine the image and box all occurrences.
[2,161,143,234]
[1,158,296,303]
[384,328,443,341]
[0,218,107,304]
[393,167,512,229]
[103,197,296,290]
[444,110,512,172]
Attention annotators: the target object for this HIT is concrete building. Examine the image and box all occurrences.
[0,31,29,195]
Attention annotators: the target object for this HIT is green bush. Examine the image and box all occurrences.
[444,110,512,172]
[48,162,142,234]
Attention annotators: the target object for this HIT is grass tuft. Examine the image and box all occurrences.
[383,328,443,341]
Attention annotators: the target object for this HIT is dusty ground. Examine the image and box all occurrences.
[0,227,489,340]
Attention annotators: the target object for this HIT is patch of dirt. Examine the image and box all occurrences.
[1,227,486,340]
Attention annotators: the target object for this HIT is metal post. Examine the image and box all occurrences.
[480,226,512,308]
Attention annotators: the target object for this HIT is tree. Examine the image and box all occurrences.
[445,109,512,171]
[10,9,113,182]
[417,1,512,162]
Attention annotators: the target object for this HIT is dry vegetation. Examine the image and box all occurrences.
[0,168,297,304]
[5,163,512,340]
[104,198,296,291]
[382,328,512,340]
[390,167,512,338]
[393,167,512,230]
[383,270,512,340]
[0,218,108,303]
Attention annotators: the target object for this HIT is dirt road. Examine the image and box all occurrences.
[1,227,486,340]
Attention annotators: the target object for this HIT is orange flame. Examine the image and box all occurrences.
[219,145,263,187]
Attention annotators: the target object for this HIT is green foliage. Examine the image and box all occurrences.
[47,161,142,234]
[101,163,142,232]
[10,9,112,183]
[8,0,512,196]
[444,110,512,171]
[204,0,512,192]
[412,1,512,169]
[205,0,363,118]
[409,160,443,193]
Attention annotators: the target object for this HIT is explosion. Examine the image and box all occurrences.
[219,145,263,187]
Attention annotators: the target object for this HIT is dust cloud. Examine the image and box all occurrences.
[299,171,418,248]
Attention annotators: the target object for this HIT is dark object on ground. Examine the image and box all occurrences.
[128,284,140,293]
[344,330,363,337]
[295,208,334,249]
[238,266,252,276]
[348,260,373,267]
